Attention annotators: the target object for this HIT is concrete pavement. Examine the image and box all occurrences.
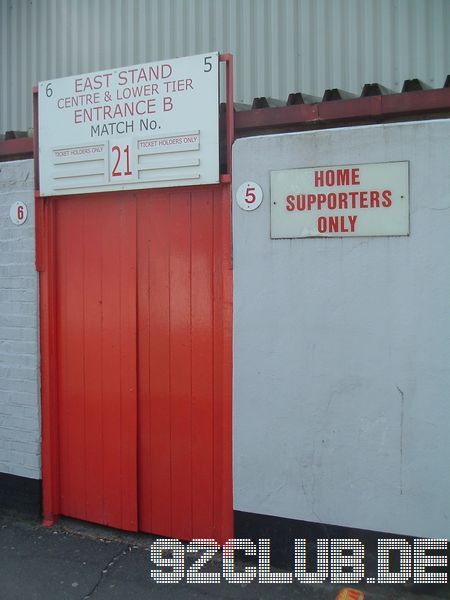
[0,511,447,600]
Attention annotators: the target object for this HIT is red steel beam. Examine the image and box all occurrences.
[0,137,33,161]
[2,87,450,162]
[235,87,450,134]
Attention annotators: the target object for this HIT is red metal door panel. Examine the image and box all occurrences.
[40,184,231,539]
[190,189,215,537]
[137,185,232,542]
[166,191,193,541]
[55,193,138,531]
[137,190,172,535]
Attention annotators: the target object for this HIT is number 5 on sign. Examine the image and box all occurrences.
[109,141,135,180]
[236,181,263,211]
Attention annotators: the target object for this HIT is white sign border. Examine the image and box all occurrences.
[270,160,410,239]
[38,52,220,197]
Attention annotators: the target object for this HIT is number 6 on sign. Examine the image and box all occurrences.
[236,181,263,211]
[10,201,28,225]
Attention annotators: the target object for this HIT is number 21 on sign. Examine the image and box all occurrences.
[110,141,134,180]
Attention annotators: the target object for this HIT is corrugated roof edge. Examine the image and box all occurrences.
[232,78,450,138]
[1,78,450,162]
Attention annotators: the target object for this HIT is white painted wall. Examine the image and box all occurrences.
[0,160,41,479]
[232,120,450,538]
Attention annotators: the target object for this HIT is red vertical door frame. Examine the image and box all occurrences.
[216,57,233,542]
[213,182,233,543]
[217,54,233,541]
[35,85,60,526]
[36,195,60,526]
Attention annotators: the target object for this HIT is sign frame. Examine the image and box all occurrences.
[37,52,223,197]
[270,160,410,239]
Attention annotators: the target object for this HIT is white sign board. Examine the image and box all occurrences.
[38,53,220,196]
[271,161,409,238]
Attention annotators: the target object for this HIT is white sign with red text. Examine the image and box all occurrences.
[271,161,409,238]
[38,53,219,196]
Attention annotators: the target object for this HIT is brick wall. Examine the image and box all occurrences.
[0,160,40,479]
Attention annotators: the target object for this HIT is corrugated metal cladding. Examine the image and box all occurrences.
[1,0,449,133]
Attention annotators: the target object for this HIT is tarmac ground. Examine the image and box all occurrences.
[0,511,447,600]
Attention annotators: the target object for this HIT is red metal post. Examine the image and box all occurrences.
[33,87,40,191]
[217,54,234,542]
[218,181,233,543]
[37,196,60,527]
[219,54,234,178]
[35,86,59,527]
